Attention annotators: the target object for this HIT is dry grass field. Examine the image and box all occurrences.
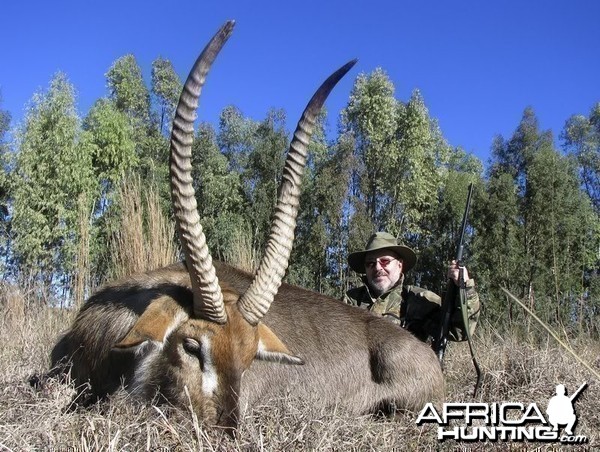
[1,281,598,451]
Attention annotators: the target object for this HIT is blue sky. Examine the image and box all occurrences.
[2,1,599,165]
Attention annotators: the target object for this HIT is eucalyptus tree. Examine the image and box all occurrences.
[106,55,151,124]
[526,141,598,327]
[562,102,600,213]
[192,122,245,263]
[488,109,546,311]
[78,98,138,281]
[243,109,288,254]
[561,102,600,333]
[485,107,599,331]
[471,170,521,326]
[12,73,95,290]
[81,98,137,198]
[105,54,174,203]
[343,68,399,231]
[418,147,483,291]
[217,105,258,174]
[151,57,182,136]
[0,94,11,274]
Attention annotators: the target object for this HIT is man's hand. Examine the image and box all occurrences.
[448,260,469,285]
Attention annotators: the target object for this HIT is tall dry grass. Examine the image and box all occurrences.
[1,289,598,451]
[73,193,92,309]
[223,224,259,273]
[109,176,178,279]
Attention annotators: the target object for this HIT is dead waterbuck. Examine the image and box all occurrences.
[45,20,444,430]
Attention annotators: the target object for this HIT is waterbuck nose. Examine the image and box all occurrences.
[217,403,239,435]
[216,376,241,433]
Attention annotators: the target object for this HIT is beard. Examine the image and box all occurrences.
[369,273,395,296]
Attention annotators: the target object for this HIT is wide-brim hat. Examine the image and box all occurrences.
[348,231,417,274]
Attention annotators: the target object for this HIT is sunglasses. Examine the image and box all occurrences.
[365,258,398,269]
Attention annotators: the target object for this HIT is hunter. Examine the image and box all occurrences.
[344,231,480,344]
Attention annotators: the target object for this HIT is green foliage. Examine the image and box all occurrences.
[12,73,95,282]
[344,69,399,226]
[561,102,600,212]
[479,107,600,332]
[218,106,257,172]
[472,171,522,324]
[0,92,12,273]
[394,90,450,238]
[526,142,597,325]
[241,109,288,254]
[192,122,245,261]
[81,98,137,189]
[418,148,483,291]
[151,58,181,135]
[343,71,451,238]
[106,55,151,123]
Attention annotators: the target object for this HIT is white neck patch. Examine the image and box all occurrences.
[201,334,218,396]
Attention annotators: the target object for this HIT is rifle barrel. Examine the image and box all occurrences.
[569,382,588,402]
[456,183,474,264]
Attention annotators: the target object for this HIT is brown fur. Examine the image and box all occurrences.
[47,261,444,428]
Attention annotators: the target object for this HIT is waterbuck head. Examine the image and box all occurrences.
[110,21,356,429]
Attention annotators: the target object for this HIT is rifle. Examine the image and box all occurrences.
[434,183,482,397]
[569,382,587,403]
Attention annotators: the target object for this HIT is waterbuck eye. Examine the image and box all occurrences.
[183,338,202,355]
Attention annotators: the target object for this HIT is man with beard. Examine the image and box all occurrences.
[344,232,480,344]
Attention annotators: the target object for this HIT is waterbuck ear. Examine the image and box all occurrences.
[255,323,304,365]
[114,297,188,349]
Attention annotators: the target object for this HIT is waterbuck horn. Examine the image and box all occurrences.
[170,20,235,323]
[238,59,358,325]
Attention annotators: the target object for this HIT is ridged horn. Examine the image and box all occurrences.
[238,59,358,325]
[170,21,235,323]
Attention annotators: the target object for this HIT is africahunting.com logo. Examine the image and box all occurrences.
[416,382,588,444]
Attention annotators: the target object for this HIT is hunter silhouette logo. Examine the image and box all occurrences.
[416,381,589,444]
[546,382,587,436]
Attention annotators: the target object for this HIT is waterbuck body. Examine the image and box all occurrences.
[45,21,444,430]
[51,262,443,421]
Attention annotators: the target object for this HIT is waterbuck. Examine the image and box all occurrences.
[46,20,444,430]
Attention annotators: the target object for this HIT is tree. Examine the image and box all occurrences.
[151,57,182,135]
[217,105,257,173]
[0,92,12,275]
[490,106,539,191]
[192,122,245,263]
[393,90,450,248]
[480,107,599,332]
[419,147,483,291]
[343,68,399,228]
[81,98,137,195]
[106,54,150,125]
[12,73,95,289]
[561,102,600,213]
[78,98,138,282]
[241,109,288,255]
[472,171,522,326]
[105,54,170,203]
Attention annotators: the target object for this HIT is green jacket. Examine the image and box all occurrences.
[344,278,480,343]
